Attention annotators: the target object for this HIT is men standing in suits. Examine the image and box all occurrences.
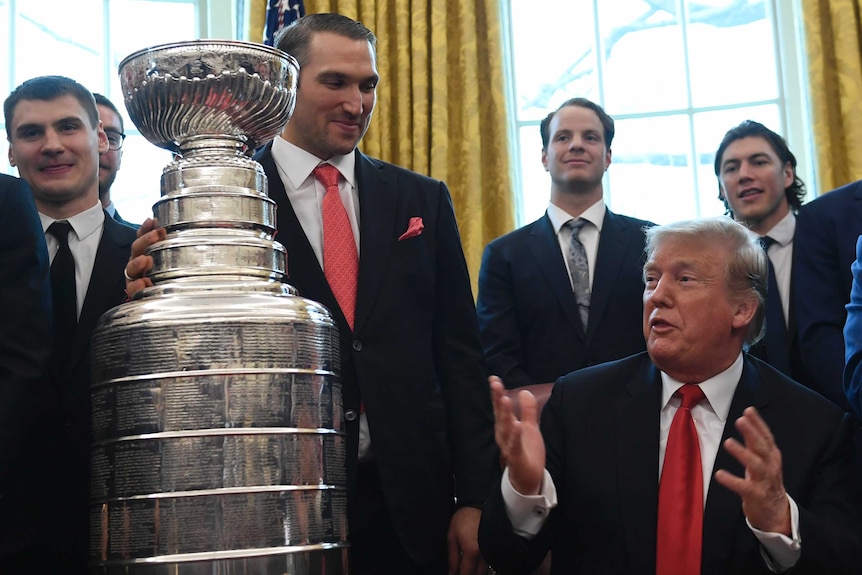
[4,75,138,572]
[0,174,53,568]
[249,13,493,575]
[714,121,822,399]
[794,179,862,416]
[477,98,653,390]
[93,93,137,228]
[479,217,862,575]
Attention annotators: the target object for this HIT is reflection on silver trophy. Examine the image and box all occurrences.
[89,40,349,574]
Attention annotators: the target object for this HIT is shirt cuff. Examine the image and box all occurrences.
[501,467,558,539]
[748,494,801,572]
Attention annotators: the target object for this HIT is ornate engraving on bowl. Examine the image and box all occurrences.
[119,40,298,153]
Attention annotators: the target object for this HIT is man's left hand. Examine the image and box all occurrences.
[446,506,486,575]
[714,406,792,535]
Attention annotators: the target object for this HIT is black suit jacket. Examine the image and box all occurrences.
[794,180,862,412]
[255,145,497,562]
[0,175,52,560]
[477,210,653,388]
[479,353,862,574]
[52,212,137,569]
[112,209,139,229]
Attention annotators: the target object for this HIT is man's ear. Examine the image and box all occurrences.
[8,146,15,167]
[732,295,758,331]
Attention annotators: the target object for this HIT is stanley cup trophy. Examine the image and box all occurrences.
[88,41,348,574]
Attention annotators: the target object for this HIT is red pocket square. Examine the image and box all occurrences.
[398,217,424,240]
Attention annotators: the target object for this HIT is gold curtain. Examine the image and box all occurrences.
[802,0,862,194]
[247,0,515,294]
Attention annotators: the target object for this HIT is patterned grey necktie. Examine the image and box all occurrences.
[566,218,590,330]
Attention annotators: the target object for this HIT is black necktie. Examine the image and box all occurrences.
[758,236,791,375]
[47,221,77,374]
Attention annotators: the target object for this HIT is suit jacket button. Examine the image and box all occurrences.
[345,409,357,421]
[352,340,362,352]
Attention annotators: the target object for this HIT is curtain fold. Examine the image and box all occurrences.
[801,0,862,194]
[256,0,515,294]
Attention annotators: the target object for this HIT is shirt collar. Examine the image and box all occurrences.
[659,352,743,423]
[39,200,105,241]
[272,135,357,190]
[546,199,606,234]
[762,210,795,247]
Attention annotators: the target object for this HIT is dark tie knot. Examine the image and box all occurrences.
[47,221,73,245]
[760,235,776,251]
[313,164,341,190]
[676,384,705,409]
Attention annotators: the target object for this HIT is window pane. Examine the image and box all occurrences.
[111,136,173,224]
[0,0,8,99]
[15,0,104,88]
[510,0,597,123]
[607,115,696,223]
[599,1,688,114]
[517,125,551,223]
[687,0,777,107]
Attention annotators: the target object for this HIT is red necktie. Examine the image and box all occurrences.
[313,164,358,330]
[656,384,706,575]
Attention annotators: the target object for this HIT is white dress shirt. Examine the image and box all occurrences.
[40,201,105,318]
[270,135,361,265]
[761,211,795,325]
[502,354,801,571]
[546,199,605,289]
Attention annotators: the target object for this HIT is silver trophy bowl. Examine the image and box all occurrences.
[90,41,349,574]
[119,40,297,154]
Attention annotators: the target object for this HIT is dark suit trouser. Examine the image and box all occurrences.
[350,461,447,575]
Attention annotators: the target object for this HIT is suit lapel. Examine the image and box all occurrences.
[616,359,662,573]
[353,152,397,333]
[701,357,767,575]
[67,215,132,377]
[527,215,584,337]
[589,210,634,339]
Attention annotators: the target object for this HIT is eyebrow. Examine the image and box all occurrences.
[722,152,772,168]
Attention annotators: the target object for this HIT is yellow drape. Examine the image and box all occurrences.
[802,0,862,194]
[247,0,515,295]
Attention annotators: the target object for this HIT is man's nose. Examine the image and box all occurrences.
[41,129,64,152]
[343,86,363,115]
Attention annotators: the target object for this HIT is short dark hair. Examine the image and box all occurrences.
[4,76,99,140]
[275,13,377,70]
[713,120,806,215]
[92,93,124,132]
[540,97,615,150]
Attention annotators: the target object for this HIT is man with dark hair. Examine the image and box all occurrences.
[477,97,653,392]
[713,121,820,400]
[480,216,862,575]
[4,75,138,571]
[93,93,136,228]
[233,13,495,575]
[794,179,862,417]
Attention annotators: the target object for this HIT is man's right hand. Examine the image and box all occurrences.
[489,376,545,496]
[124,217,166,298]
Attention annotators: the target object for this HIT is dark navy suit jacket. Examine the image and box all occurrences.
[479,353,862,575]
[0,175,52,562]
[477,210,653,388]
[844,235,862,417]
[794,180,862,412]
[255,144,497,562]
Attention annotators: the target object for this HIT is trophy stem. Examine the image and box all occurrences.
[178,134,248,158]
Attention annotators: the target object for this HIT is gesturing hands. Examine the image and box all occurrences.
[714,406,792,536]
[489,376,546,496]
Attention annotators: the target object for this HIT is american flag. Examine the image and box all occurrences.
[264,0,305,46]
